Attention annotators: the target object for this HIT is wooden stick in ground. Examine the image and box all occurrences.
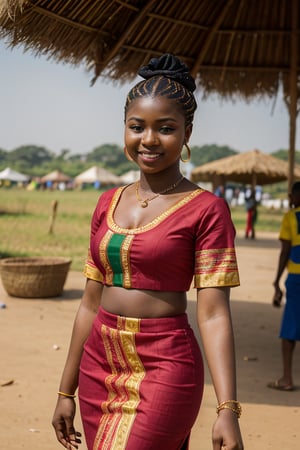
[48,200,58,234]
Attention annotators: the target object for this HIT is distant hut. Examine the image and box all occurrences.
[74,166,121,189]
[120,170,140,184]
[0,167,29,187]
[40,170,71,190]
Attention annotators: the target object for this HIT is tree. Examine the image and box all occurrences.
[86,144,127,168]
[190,144,238,167]
[6,145,54,171]
[0,148,8,165]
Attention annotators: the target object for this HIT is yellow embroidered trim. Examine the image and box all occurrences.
[194,271,240,288]
[107,186,204,234]
[194,248,240,287]
[117,315,141,333]
[99,230,114,285]
[196,247,238,269]
[83,264,104,282]
[120,235,134,289]
[93,323,145,449]
[83,249,104,281]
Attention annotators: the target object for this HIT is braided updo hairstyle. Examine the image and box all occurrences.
[125,54,197,126]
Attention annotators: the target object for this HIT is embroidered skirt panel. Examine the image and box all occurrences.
[79,307,204,450]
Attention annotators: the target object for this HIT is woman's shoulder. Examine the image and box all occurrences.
[191,186,227,207]
[94,186,123,211]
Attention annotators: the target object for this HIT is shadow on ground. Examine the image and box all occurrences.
[187,298,300,408]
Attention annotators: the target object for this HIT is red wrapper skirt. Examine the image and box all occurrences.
[79,307,204,450]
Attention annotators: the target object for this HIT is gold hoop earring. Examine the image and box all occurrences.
[124,146,133,162]
[180,143,191,163]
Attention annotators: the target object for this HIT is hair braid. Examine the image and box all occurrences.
[125,55,197,126]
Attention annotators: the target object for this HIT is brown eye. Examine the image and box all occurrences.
[129,125,143,132]
[160,127,174,134]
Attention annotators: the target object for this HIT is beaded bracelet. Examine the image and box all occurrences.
[57,391,76,399]
[216,400,242,418]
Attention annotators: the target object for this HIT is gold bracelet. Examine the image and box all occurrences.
[57,391,76,399]
[216,400,242,418]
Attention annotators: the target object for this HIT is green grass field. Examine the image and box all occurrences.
[0,188,283,271]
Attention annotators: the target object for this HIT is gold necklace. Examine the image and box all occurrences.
[135,175,184,208]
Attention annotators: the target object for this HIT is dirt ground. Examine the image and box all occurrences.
[1,231,300,450]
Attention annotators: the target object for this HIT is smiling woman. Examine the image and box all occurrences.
[51,54,243,450]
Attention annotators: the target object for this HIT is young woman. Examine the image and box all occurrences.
[52,53,243,450]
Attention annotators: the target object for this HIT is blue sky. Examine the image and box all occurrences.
[0,40,298,155]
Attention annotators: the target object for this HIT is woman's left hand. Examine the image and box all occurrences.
[212,409,244,450]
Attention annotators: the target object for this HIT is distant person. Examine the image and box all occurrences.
[268,181,300,391]
[245,190,257,239]
[214,184,225,198]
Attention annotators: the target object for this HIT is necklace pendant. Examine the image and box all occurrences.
[141,200,148,208]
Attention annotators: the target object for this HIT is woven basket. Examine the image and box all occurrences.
[0,257,71,298]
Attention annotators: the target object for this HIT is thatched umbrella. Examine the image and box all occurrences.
[191,149,300,189]
[0,1,299,190]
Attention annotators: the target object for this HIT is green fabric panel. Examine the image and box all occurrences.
[107,233,126,286]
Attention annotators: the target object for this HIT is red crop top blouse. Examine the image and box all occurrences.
[83,186,240,291]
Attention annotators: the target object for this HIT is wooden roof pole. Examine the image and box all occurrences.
[288,0,298,193]
[190,0,235,78]
[91,0,156,84]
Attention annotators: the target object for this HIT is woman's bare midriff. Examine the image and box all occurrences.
[100,285,187,318]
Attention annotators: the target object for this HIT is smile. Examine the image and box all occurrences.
[138,152,161,160]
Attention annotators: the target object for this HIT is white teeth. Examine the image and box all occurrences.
[141,153,159,158]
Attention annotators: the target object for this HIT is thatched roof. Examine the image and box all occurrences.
[0,0,298,98]
[191,149,300,186]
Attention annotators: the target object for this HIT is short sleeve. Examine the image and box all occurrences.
[279,212,292,241]
[194,198,240,288]
[83,195,105,282]
[83,248,104,282]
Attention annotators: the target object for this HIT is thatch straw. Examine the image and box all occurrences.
[0,0,298,97]
[191,149,300,186]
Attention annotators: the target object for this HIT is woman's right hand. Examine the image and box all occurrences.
[272,284,283,307]
[52,397,82,449]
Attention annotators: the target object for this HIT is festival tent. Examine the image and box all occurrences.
[0,167,29,182]
[119,170,140,184]
[74,166,121,186]
[40,170,71,183]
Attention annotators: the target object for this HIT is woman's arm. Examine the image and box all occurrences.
[274,239,291,286]
[52,279,103,449]
[272,239,290,306]
[197,286,243,450]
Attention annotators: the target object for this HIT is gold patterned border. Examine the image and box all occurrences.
[93,323,145,449]
[120,235,134,289]
[194,247,240,287]
[83,248,104,282]
[99,230,114,285]
[107,186,204,234]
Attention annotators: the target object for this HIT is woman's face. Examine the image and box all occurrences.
[124,96,192,174]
